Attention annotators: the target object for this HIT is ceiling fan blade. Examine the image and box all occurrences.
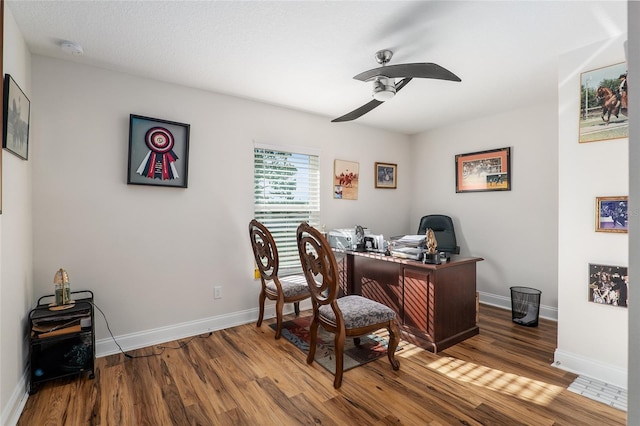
[354,63,461,82]
[331,99,383,122]
[332,78,413,123]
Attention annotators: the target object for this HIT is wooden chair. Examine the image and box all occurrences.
[249,219,310,339]
[296,222,400,388]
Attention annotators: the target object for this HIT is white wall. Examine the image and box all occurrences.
[0,6,33,425]
[627,3,640,422]
[555,34,628,388]
[409,102,559,316]
[30,57,412,347]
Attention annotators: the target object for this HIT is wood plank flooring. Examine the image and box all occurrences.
[18,304,626,425]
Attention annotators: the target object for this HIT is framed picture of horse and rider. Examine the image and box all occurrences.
[2,74,30,160]
[580,62,627,143]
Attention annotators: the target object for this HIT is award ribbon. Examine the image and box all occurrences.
[136,127,180,180]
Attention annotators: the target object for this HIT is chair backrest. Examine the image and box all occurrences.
[417,214,459,254]
[296,222,341,308]
[249,219,280,282]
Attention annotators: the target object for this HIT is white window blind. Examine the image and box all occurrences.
[254,146,320,273]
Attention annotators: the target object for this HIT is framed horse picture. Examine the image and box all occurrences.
[333,159,359,200]
[375,162,397,189]
[595,196,628,233]
[3,74,30,160]
[588,263,628,307]
[455,147,511,193]
[579,62,627,143]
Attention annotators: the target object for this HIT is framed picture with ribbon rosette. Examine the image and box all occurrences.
[127,114,190,188]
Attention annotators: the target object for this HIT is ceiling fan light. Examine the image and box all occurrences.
[372,77,396,101]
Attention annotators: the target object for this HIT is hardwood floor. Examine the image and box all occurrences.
[18,304,626,425]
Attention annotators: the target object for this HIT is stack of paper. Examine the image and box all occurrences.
[393,235,426,247]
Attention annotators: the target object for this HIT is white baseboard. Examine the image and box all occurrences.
[1,369,29,426]
[478,291,558,321]
[553,349,627,390]
[96,300,313,357]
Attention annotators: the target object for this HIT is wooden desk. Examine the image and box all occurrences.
[337,251,483,353]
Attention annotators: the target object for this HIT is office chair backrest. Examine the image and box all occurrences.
[417,214,460,254]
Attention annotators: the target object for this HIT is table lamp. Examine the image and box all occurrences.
[53,268,73,308]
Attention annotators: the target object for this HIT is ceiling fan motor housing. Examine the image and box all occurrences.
[372,76,396,101]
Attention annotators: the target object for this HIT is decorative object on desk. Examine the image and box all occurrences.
[375,162,397,189]
[127,114,190,188]
[425,228,437,254]
[588,263,628,307]
[52,268,74,310]
[423,228,441,264]
[333,159,359,200]
[271,316,401,374]
[3,74,30,161]
[354,225,366,251]
[455,147,511,193]
[579,62,627,143]
[595,196,628,233]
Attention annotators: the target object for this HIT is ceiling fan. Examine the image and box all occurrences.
[332,49,461,122]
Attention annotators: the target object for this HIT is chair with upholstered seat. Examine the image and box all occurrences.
[249,219,310,339]
[417,214,460,254]
[296,222,400,388]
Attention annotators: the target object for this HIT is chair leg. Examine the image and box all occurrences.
[386,320,400,371]
[307,316,319,365]
[274,298,284,339]
[294,301,300,316]
[256,290,266,327]
[333,329,346,388]
[353,337,361,346]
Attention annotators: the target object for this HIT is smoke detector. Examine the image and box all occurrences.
[60,41,83,56]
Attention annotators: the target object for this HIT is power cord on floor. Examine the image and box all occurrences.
[91,301,213,359]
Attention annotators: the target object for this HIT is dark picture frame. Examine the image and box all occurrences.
[588,263,628,307]
[455,147,511,193]
[3,74,30,160]
[579,62,627,143]
[127,114,190,188]
[595,196,628,233]
[375,162,397,189]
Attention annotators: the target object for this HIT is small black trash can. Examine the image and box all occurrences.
[510,286,541,327]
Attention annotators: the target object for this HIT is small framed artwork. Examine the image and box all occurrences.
[579,62,627,143]
[455,147,511,193]
[595,196,628,233]
[375,162,397,189]
[127,114,190,188]
[588,263,628,307]
[3,74,30,160]
[333,159,359,200]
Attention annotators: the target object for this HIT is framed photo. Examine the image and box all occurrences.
[375,162,397,189]
[127,114,190,188]
[3,74,30,160]
[579,62,627,143]
[595,196,628,233]
[588,263,628,307]
[333,159,359,200]
[455,147,511,193]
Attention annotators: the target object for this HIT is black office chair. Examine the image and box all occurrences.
[417,215,460,254]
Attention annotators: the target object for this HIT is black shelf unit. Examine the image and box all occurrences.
[28,290,95,394]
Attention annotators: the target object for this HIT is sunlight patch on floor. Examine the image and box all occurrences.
[427,356,564,406]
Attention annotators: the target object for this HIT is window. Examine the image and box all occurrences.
[254,144,320,274]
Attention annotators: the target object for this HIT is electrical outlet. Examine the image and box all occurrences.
[214,286,222,299]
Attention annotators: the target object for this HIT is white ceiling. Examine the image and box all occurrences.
[7,1,627,135]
